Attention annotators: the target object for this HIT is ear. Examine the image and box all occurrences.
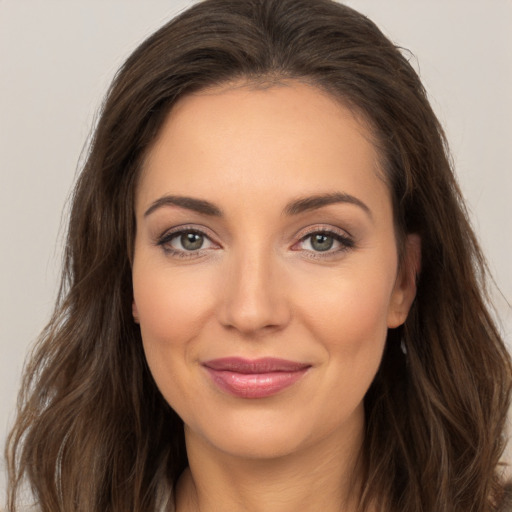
[387,234,421,328]
[132,300,140,324]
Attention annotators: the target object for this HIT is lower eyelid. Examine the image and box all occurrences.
[156,227,224,260]
[156,226,353,256]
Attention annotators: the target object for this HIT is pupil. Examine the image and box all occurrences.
[181,232,203,250]
[311,234,333,251]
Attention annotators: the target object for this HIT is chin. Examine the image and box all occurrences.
[204,429,308,461]
[184,400,363,462]
[183,405,316,460]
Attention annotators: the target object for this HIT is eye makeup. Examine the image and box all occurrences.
[154,222,356,262]
[155,224,221,259]
[291,224,355,260]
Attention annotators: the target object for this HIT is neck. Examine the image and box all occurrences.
[175,422,365,512]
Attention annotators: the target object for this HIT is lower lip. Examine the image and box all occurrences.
[204,368,309,398]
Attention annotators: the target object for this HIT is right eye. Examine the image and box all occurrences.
[157,228,217,257]
[174,232,207,251]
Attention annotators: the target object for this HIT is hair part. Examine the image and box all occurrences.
[6,1,512,511]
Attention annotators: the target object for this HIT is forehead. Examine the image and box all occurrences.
[137,81,389,218]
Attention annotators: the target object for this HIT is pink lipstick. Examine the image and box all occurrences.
[202,357,310,398]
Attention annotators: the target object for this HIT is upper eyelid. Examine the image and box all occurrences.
[295,231,353,246]
[292,224,355,251]
[156,227,219,258]
[155,223,353,247]
[157,224,217,242]
[294,224,353,240]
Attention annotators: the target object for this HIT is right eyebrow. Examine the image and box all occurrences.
[144,195,223,217]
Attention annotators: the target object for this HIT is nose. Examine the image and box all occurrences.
[217,248,291,336]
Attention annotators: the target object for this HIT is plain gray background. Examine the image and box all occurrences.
[1,0,511,502]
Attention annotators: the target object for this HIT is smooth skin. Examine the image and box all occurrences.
[132,81,420,512]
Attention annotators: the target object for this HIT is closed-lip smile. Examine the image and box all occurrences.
[202,357,311,398]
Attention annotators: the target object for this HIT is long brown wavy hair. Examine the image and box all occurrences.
[6,1,512,511]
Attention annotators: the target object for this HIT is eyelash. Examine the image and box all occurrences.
[156,225,355,259]
[156,226,217,259]
[293,227,355,258]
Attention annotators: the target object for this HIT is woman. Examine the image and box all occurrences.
[5,0,511,511]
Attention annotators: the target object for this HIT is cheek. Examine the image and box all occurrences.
[300,263,395,343]
[314,289,389,385]
[132,260,218,416]
[295,256,397,386]
[133,261,216,347]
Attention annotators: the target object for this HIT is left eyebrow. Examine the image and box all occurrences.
[284,192,373,220]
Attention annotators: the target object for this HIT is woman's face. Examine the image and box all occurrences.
[132,82,418,460]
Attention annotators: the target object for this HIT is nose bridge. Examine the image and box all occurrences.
[218,240,289,335]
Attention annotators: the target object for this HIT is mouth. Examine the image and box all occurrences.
[202,357,311,399]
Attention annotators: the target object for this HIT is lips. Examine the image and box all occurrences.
[202,357,311,398]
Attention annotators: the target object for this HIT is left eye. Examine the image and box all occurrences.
[297,231,353,253]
